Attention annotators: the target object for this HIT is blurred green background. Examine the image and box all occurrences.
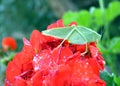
[0,0,120,86]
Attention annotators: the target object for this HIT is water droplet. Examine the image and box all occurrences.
[86,62,89,65]
[34,65,39,71]
[85,72,87,75]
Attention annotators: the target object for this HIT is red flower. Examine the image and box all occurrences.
[2,37,17,51]
[47,19,65,29]
[5,20,106,86]
[32,46,105,86]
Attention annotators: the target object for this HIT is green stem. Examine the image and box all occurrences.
[99,0,104,13]
[99,0,109,41]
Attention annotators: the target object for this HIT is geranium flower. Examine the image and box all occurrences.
[2,37,17,51]
[32,46,106,86]
[5,19,106,86]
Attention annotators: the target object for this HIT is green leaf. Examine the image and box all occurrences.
[63,10,91,27]
[106,1,120,22]
[109,37,120,54]
[42,26,101,44]
[100,71,115,86]
[77,10,91,27]
[114,75,120,86]
[91,8,103,27]
[97,43,108,54]
[63,11,79,25]
[1,52,16,65]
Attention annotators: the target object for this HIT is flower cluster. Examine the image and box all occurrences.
[5,20,106,86]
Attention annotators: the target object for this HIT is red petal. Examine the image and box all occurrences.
[47,19,65,29]
[33,49,51,71]
[50,64,72,86]
[14,52,33,68]
[4,79,12,86]
[90,42,96,47]
[51,47,73,64]
[59,47,73,63]
[95,79,106,86]
[47,23,57,29]
[51,47,61,63]
[96,53,105,70]
[76,44,86,53]
[66,52,80,63]
[23,37,31,46]
[56,19,65,27]
[69,22,78,26]
[30,71,43,86]
[19,69,34,81]
[89,45,98,58]
[22,61,33,72]
[20,38,35,67]
[88,58,100,76]
[14,76,28,86]
[13,52,33,72]
[89,45,105,70]
[30,30,45,52]
[6,61,21,83]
